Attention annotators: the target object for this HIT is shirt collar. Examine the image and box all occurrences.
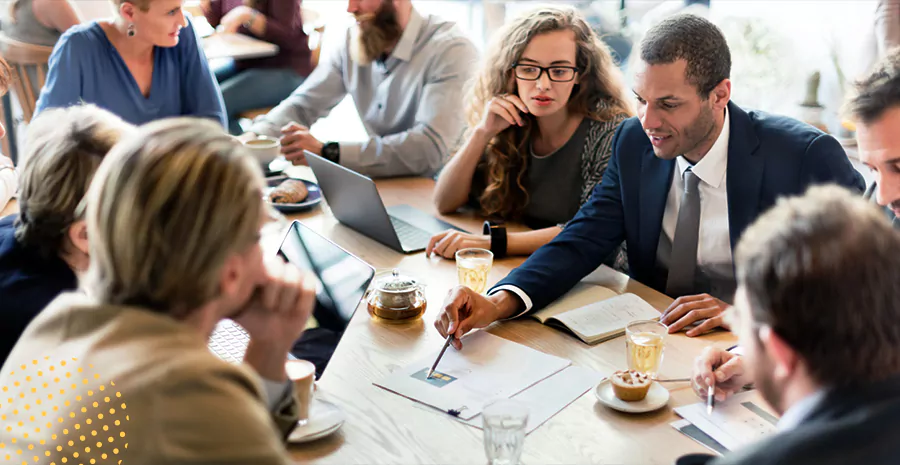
[676,106,730,189]
[389,7,423,62]
[777,389,827,432]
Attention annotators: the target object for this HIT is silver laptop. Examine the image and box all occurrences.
[209,220,375,377]
[304,151,466,253]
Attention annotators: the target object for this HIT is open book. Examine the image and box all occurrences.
[531,283,661,344]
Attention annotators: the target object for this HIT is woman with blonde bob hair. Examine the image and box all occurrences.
[0,104,132,365]
[35,0,226,126]
[428,5,632,259]
[3,119,316,463]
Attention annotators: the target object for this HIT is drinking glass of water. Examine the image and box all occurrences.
[456,248,493,294]
[482,399,528,465]
[625,319,667,377]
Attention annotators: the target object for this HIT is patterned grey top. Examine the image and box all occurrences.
[469,112,627,229]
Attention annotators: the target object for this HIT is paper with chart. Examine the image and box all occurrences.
[460,365,607,434]
[374,331,571,420]
[674,390,779,451]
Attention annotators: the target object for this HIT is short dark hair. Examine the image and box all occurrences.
[640,14,731,96]
[736,185,900,387]
[846,48,900,124]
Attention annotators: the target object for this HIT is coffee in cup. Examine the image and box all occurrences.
[285,359,316,425]
[243,136,281,170]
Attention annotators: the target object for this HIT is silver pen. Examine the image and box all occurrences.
[707,384,715,415]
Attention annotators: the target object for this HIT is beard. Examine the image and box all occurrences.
[351,0,402,65]
[653,103,717,160]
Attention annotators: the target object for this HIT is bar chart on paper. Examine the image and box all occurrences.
[374,331,571,420]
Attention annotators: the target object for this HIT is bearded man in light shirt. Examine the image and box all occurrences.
[242,0,478,178]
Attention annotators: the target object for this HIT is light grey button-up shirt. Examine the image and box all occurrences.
[250,8,479,178]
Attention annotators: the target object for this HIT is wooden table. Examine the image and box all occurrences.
[0,169,737,463]
[280,167,737,464]
[202,33,279,61]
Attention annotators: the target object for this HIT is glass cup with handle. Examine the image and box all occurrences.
[482,399,528,465]
[456,248,493,294]
[625,320,667,377]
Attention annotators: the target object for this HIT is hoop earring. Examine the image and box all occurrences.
[127,23,136,37]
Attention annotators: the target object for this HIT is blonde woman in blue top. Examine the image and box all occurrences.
[35,0,226,126]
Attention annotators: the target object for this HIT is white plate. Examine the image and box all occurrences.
[288,398,345,443]
[594,379,670,413]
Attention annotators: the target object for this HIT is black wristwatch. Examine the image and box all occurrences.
[483,221,508,258]
[322,141,340,164]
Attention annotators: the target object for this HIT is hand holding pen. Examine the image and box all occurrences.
[692,346,751,404]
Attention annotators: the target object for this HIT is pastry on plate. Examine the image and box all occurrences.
[268,179,309,204]
[610,370,652,402]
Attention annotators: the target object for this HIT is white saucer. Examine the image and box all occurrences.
[288,398,346,443]
[594,379,670,413]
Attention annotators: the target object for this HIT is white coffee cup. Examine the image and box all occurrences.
[243,136,281,169]
[286,359,316,425]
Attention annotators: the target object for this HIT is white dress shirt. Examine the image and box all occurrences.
[661,106,734,285]
[249,8,478,178]
[495,109,734,315]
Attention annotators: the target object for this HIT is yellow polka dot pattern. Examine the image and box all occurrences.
[0,357,129,464]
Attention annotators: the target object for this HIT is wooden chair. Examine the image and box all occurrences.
[0,34,52,161]
[0,33,53,123]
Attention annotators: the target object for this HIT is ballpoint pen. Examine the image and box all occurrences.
[427,334,454,379]
[707,382,715,415]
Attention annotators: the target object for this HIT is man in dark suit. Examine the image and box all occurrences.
[433,14,864,347]
[691,47,900,409]
[852,49,900,226]
[682,186,900,465]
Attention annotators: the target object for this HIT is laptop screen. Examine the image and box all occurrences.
[277,220,375,378]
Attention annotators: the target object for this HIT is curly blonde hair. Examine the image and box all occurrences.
[468,5,632,220]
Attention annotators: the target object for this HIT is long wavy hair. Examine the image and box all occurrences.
[467,6,632,220]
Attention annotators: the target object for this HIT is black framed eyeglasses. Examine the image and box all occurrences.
[512,64,580,82]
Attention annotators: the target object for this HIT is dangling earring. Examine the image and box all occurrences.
[127,23,136,37]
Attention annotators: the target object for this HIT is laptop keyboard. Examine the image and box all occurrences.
[208,320,250,364]
[390,216,432,249]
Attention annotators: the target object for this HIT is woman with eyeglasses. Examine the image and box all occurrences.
[427,6,632,260]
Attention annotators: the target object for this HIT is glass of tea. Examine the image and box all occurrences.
[625,320,667,377]
[456,248,493,294]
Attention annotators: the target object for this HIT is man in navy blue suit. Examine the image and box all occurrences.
[434,14,864,348]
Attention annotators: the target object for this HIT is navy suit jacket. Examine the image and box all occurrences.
[700,376,900,465]
[494,102,865,312]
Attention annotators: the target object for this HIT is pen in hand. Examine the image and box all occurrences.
[427,334,454,379]
[707,378,716,415]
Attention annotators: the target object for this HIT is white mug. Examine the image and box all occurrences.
[286,359,316,425]
[243,136,281,169]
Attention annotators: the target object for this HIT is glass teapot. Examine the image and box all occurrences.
[365,269,427,323]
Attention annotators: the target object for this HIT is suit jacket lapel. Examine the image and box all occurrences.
[725,102,763,255]
[638,147,675,267]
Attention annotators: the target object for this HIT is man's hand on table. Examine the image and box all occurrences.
[434,288,522,349]
[661,293,730,337]
[280,122,324,165]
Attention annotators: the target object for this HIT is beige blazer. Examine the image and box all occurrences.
[0,292,298,464]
